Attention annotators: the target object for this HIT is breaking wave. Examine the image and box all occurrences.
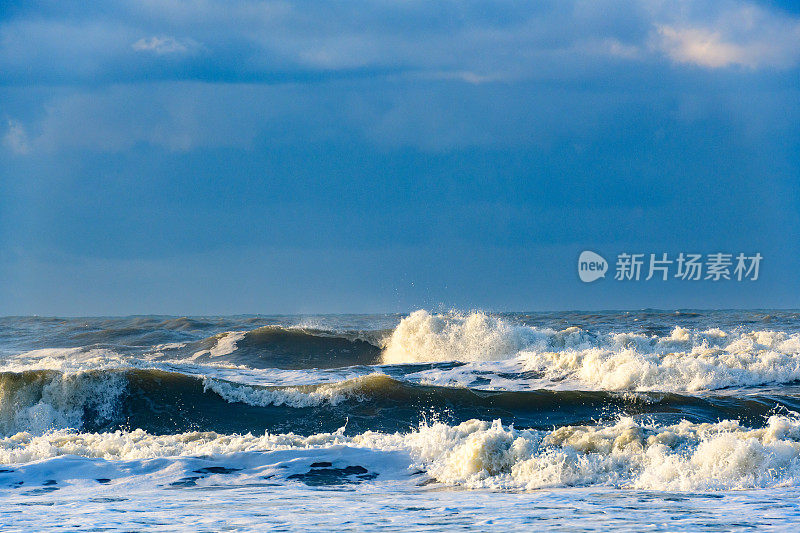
[383,310,800,392]
[402,414,800,491]
[0,370,391,436]
[4,414,800,492]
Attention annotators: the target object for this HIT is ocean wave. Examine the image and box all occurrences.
[0,347,134,374]
[0,370,125,436]
[0,368,798,438]
[0,369,386,436]
[1,320,386,371]
[192,331,248,359]
[382,310,539,364]
[168,326,383,369]
[517,329,800,392]
[383,310,800,392]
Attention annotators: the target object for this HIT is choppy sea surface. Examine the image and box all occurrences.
[2,310,800,531]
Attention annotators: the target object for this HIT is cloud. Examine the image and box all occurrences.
[2,120,30,154]
[132,36,199,55]
[0,1,658,85]
[597,38,641,59]
[1,0,797,86]
[653,5,800,69]
[656,26,751,68]
[2,1,799,156]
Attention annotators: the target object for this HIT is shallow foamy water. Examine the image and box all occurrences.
[2,478,798,532]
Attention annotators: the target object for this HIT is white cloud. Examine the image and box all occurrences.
[423,70,503,84]
[656,26,750,68]
[599,38,641,60]
[573,38,642,60]
[132,36,198,55]
[653,5,800,69]
[3,120,30,154]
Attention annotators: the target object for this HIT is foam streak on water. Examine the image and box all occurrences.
[1,310,800,531]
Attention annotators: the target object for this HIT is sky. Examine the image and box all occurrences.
[0,0,799,315]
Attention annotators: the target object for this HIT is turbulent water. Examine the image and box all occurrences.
[2,310,800,531]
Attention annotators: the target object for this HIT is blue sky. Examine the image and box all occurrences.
[1,0,798,315]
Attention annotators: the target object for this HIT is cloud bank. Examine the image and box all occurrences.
[0,1,797,313]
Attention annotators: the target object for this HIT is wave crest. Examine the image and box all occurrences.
[202,373,391,408]
[179,326,382,369]
[382,310,800,391]
[382,310,541,364]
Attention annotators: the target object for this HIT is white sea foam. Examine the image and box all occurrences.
[202,373,388,408]
[2,415,800,492]
[383,310,800,391]
[192,331,247,359]
[382,310,544,364]
[0,347,133,373]
[401,416,800,491]
[518,328,800,391]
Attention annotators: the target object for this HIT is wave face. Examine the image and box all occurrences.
[4,369,800,438]
[186,326,384,369]
[2,309,800,501]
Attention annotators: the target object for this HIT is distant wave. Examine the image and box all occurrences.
[6,312,800,394]
[163,326,385,369]
[9,311,800,394]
